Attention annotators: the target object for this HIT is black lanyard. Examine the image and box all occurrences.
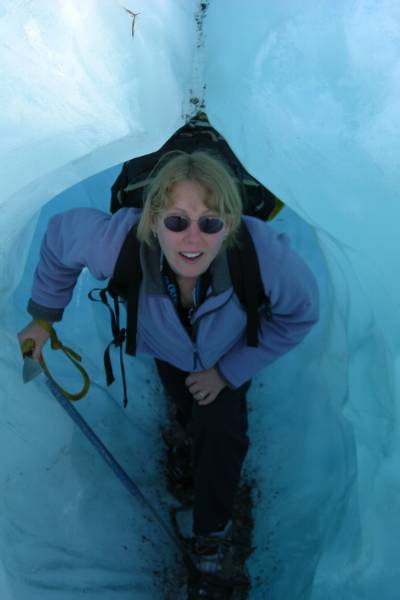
[161,259,211,331]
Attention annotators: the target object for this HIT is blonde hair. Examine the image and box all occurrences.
[137,150,243,247]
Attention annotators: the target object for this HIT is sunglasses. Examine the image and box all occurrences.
[163,214,225,234]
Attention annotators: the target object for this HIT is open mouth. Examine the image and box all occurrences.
[179,251,204,263]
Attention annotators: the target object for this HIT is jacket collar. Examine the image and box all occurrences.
[140,241,232,296]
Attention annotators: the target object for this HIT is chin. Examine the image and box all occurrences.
[178,266,206,279]
[175,260,209,280]
[171,254,208,277]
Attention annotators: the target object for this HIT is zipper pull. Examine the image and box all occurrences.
[193,350,199,370]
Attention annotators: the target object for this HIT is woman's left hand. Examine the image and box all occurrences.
[185,367,227,406]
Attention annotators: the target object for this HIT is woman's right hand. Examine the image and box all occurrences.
[17,320,51,361]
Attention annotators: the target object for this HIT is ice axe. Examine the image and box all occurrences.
[20,322,90,401]
[21,338,43,383]
[19,330,198,575]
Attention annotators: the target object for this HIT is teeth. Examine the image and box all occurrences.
[181,252,202,258]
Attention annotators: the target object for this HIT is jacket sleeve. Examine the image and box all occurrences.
[27,207,138,322]
[217,223,320,388]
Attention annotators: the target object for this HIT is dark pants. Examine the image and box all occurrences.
[155,359,251,535]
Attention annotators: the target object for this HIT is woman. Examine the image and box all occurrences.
[18,151,319,578]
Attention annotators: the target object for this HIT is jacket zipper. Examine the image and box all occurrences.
[191,289,234,331]
[163,294,202,369]
[165,285,234,372]
[190,289,235,369]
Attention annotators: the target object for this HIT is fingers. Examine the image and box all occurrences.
[31,343,44,361]
[185,375,203,396]
[185,369,224,407]
[185,373,197,388]
[188,383,204,397]
[197,393,216,406]
[189,385,217,406]
[190,386,212,404]
[17,320,51,361]
[194,390,209,402]
[19,337,41,361]
[185,378,211,404]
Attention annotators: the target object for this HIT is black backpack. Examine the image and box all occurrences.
[90,115,278,405]
[110,112,281,221]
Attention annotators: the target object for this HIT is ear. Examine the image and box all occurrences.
[150,215,158,235]
[223,220,232,238]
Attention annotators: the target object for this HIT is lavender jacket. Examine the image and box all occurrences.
[27,208,319,388]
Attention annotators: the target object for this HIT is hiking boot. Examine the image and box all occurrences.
[172,509,250,598]
[192,520,234,579]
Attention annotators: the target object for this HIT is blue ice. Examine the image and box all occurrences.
[1,1,399,599]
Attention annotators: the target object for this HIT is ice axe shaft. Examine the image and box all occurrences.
[45,376,197,573]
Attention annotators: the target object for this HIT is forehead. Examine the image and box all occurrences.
[166,179,218,213]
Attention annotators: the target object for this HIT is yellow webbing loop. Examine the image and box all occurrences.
[268,198,285,221]
[34,320,90,401]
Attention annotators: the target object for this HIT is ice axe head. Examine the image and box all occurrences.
[21,338,43,383]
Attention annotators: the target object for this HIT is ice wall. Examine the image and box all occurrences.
[1,1,400,599]
[0,0,198,303]
[203,2,400,598]
[1,2,199,599]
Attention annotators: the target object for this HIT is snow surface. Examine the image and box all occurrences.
[1,1,400,599]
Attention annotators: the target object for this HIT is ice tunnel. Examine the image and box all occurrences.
[1,1,400,599]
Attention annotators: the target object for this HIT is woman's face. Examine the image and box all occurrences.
[151,179,229,282]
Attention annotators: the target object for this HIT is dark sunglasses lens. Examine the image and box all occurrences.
[163,215,190,232]
[198,217,225,234]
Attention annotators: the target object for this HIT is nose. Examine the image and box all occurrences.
[183,220,202,243]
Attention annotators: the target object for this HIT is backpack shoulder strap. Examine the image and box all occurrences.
[227,220,271,347]
[88,223,142,407]
[109,223,142,356]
